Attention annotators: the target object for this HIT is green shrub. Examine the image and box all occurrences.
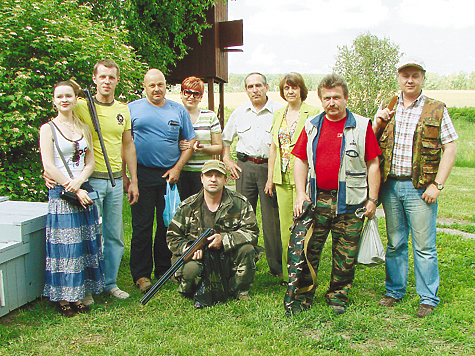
[447,107,475,123]
[0,0,147,201]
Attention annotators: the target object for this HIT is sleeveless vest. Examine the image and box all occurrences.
[305,110,368,215]
[379,96,445,189]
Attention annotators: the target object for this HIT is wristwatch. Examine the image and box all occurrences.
[367,197,379,205]
[433,181,444,190]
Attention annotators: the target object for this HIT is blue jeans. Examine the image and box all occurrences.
[89,177,124,291]
[380,179,439,307]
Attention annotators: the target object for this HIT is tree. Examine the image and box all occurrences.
[79,0,216,72]
[0,0,147,201]
[333,32,401,118]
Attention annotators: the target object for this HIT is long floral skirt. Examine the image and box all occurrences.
[43,185,105,302]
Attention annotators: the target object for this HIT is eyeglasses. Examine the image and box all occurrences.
[182,89,202,99]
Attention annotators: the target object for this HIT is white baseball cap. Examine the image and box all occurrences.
[397,56,426,72]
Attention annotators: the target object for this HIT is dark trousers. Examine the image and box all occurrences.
[130,164,172,282]
[236,159,282,275]
[178,170,202,201]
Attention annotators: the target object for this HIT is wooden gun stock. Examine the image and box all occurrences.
[140,228,215,306]
[69,78,116,187]
[375,95,398,140]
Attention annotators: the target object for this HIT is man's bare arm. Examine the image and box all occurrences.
[162,138,196,184]
[122,130,139,205]
[422,141,457,204]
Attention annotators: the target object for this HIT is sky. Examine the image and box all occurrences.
[227,0,475,75]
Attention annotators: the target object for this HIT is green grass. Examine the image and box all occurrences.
[0,108,474,355]
[452,119,475,168]
[1,196,475,355]
[437,166,475,222]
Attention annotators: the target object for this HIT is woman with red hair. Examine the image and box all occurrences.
[179,76,223,199]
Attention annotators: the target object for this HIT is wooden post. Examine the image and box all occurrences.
[207,78,215,112]
[219,81,225,130]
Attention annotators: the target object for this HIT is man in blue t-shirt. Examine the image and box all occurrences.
[128,69,196,293]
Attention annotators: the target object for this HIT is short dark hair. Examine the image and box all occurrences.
[244,72,267,87]
[279,72,308,101]
[317,73,349,99]
[93,59,120,77]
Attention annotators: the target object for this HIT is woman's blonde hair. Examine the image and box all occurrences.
[53,81,93,149]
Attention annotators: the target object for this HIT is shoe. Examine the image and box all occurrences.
[108,287,130,299]
[194,300,205,309]
[285,305,306,317]
[237,292,251,301]
[329,305,346,315]
[82,293,94,306]
[136,277,152,293]
[379,295,399,307]
[416,304,435,318]
[57,303,75,317]
[279,280,288,287]
[71,302,90,314]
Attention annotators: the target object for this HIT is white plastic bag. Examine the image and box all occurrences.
[163,182,181,227]
[357,216,385,266]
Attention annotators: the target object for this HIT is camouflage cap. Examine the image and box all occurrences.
[201,160,227,175]
[397,56,426,72]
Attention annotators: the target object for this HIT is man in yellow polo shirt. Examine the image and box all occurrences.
[75,59,139,302]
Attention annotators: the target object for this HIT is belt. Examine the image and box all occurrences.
[388,175,412,181]
[237,152,268,164]
[317,187,338,196]
[247,156,268,164]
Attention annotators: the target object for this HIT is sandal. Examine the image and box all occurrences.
[71,302,90,314]
[57,303,75,317]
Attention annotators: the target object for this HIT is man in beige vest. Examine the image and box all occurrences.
[373,57,458,317]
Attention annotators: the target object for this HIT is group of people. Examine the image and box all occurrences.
[39,56,457,319]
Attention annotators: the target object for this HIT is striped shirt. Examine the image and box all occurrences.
[183,109,222,171]
[388,92,458,177]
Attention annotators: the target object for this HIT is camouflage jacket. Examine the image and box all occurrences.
[379,95,445,189]
[166,188,259,265]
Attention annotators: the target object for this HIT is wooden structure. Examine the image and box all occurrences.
[168,1,243,127]
[0,198,48,317]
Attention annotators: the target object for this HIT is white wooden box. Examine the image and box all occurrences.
[0,199,48,317]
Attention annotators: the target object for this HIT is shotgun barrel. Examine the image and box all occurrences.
[140,228,215,305]
[69,79,116,187]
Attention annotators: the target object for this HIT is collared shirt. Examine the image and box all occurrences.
[388,91,458,177]
[222,99,282,158]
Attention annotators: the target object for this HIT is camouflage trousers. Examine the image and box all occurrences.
[284,190,363,313]
[177,244,259,297]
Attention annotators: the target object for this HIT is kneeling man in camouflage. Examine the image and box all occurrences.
[167,160,262,306]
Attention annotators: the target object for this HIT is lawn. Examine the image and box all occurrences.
[1,185,474,355]
[1,94,474,355]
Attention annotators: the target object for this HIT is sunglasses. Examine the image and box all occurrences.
[182,89,202,99]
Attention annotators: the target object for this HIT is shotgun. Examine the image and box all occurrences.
[140,228,215,305]
[69,78,116,187]
[375,94,398,140]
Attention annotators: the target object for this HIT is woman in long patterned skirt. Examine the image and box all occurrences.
[39,81,104,317]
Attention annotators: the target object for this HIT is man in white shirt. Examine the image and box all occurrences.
[222,73,283,280]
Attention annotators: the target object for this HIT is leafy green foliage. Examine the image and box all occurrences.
[447,107,475,123]
[334,32,401,118]
[80,0,216,72]
[0,0,147,201]
[425,71,475,90]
